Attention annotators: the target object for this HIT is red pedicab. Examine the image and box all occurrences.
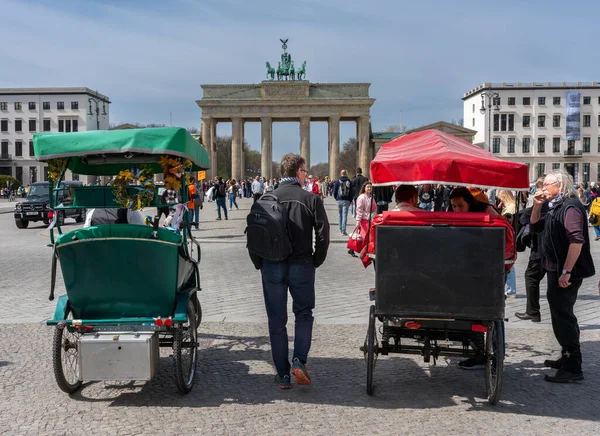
[362,129,529,404]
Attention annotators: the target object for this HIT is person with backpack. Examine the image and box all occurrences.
[417,184,434,211]
[333,169,354,236]
[246,153,330,389]
[187,177,202,230]
[215,176,228,220]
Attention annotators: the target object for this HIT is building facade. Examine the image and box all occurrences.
[0,88,110,185]
[463,82,600,185]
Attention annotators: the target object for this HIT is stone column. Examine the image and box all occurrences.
[210,120,217,177]
[328,115,340,179]
[240,123,245,180]
[231,117,243,181]
[358,115,371,178]
[261,116,272,179]
[201,117,212,179]
[299,116,311,171]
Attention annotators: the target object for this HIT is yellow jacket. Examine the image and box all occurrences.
[589,197,600,225]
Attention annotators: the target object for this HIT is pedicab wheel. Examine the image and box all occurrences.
[52,310,83,394]
[173,301,198,394]
[366,304,378,396]
[485,320,504,405]
[192,293,202,329]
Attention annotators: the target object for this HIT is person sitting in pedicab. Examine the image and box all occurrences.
[392,185,421,212]
[83,208,146,227]
[449,187,513,370]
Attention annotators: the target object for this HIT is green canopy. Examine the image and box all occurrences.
[33,127,210,175]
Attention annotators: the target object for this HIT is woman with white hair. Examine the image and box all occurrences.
[530,170,595,383]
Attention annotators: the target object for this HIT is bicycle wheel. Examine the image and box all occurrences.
[52,309,83,394]
[173,301,198,394]
[366,305,378,396]
[485,320,504,405]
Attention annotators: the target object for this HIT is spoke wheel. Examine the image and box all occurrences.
[485,320,505,405]
[173,301,198,394]
[366,305,378,396]
[52,309,82,394]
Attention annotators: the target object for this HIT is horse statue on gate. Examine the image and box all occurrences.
[277,61,288,81]
[288,61,295,81]
[265,62,275,80]
[296,61,306,80]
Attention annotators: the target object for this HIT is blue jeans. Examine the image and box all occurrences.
[505,267,516,295]
[229,193,239,209]
[418,202,433,211]
[594,226,600,237]
[192,205,200,228]
[216,197,227,219]
[261,260,316,377]
[337,200,350,233]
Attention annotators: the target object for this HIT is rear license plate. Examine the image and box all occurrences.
[25,212,38,216]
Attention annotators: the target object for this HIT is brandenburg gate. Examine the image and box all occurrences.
[197,39,375,180]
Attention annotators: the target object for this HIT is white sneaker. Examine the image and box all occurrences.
[229,208,232,211]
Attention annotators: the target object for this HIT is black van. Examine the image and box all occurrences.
[14,180,85,229]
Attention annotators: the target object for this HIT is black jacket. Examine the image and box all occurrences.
[352,174,368,200]
[255,180,330,268]
[532,197,595,280]
[215,181,227,198]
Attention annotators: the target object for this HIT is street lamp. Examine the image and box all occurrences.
[88,90,107,131]
[480,90,501,152]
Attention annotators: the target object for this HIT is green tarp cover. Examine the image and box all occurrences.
[33,127,210,175]
[56,224,183,246]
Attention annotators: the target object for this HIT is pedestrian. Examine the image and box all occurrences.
[228,179,239,211]
[530,170,595,383]
[252,176,262,203]
[516,177,547,323]
[417,184,434,211]
[498,190,517,296]
[249,153,330,389]
[351,167,368,218]
[333,169,354,236]
[350,181,376,257]
[589,189,600,241]
[214,176,228,220]
[187,177,201,230]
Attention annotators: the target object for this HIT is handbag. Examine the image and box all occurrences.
[589,215,597,225]
[346,229,365,253]
[193,195,203,209]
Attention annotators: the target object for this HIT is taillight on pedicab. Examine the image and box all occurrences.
[164,317,173,327]
[471,324,488,333]
[155,317,163,327]
[48,211,54,219]
[405,322,421,329]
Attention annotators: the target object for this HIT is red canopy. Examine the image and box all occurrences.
[370,129,530,190]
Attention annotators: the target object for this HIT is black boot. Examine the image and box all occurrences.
[544,356,563,369]
[544,368,584,383]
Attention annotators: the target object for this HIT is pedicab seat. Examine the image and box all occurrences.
[55,224,194,320]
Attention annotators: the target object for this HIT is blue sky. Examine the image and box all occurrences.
[2,0,599,165]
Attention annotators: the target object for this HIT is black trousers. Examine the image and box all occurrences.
[253,193,261,204]
[546,270,583,370]
[524,256,546,316]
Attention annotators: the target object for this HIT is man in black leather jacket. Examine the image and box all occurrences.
[255,153,330,389]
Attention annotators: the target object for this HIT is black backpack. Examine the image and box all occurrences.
[338,179,351,198]
[245,193,293,262]
[218,183,226,196]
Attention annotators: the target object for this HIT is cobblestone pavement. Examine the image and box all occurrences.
[1,196,600,434]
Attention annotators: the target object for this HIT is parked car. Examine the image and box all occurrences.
[14,180,85,229]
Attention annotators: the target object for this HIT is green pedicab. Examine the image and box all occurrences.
[36,128,209,394]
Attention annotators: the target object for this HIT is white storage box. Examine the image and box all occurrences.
[78,332,159,381]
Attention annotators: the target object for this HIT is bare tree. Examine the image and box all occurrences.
[385,124,407,133]
[309,162,329,179]
[338,137,358,178]
[186,127,199,134]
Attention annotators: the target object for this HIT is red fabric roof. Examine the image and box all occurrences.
[370,129,530,190]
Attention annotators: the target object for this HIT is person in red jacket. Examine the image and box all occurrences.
[311,176,320,195]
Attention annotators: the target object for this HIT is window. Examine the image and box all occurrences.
[14,102,22,110]
[71,101,79,110]
[538,137,546,152]
[57,101,64,110]
[28,119,36,132]
[598,137,600,152]
[472,118,475,127]
[15,140,22,157]
[492,138,500,153]
[508,97,515,105]
[58,119,64,132]
[15,119,22,132]
[472,104,475,113]
[598,114,600,126]
[583,163,590,184]
[0,102,6,110]
[43,119,51,132]
[552,163,560,170]
[28,102,36,110]
[72,119,78,132]
[584,137,591,152]
[523,97,531,105]
[583,96,591,105]
[508,114,514,131]
[522,115,531,127]
[501,114,507,131]
[538,96,546,105]
[0,119,7,132]
[522,137,531,153]
[43,101,50,110]
[538,115,546,127]
[553,96,561,105]
[15,166,22,183]
[536,163,546,178]
[568,139,575,149]
[553,115,561,127]
[583,115,591,127]
[507,137,515,153]
[1,141,7,157]
[29,141,34,157]
[493,97,500,106]
[493,113,499,131]
[553,137,561,152]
